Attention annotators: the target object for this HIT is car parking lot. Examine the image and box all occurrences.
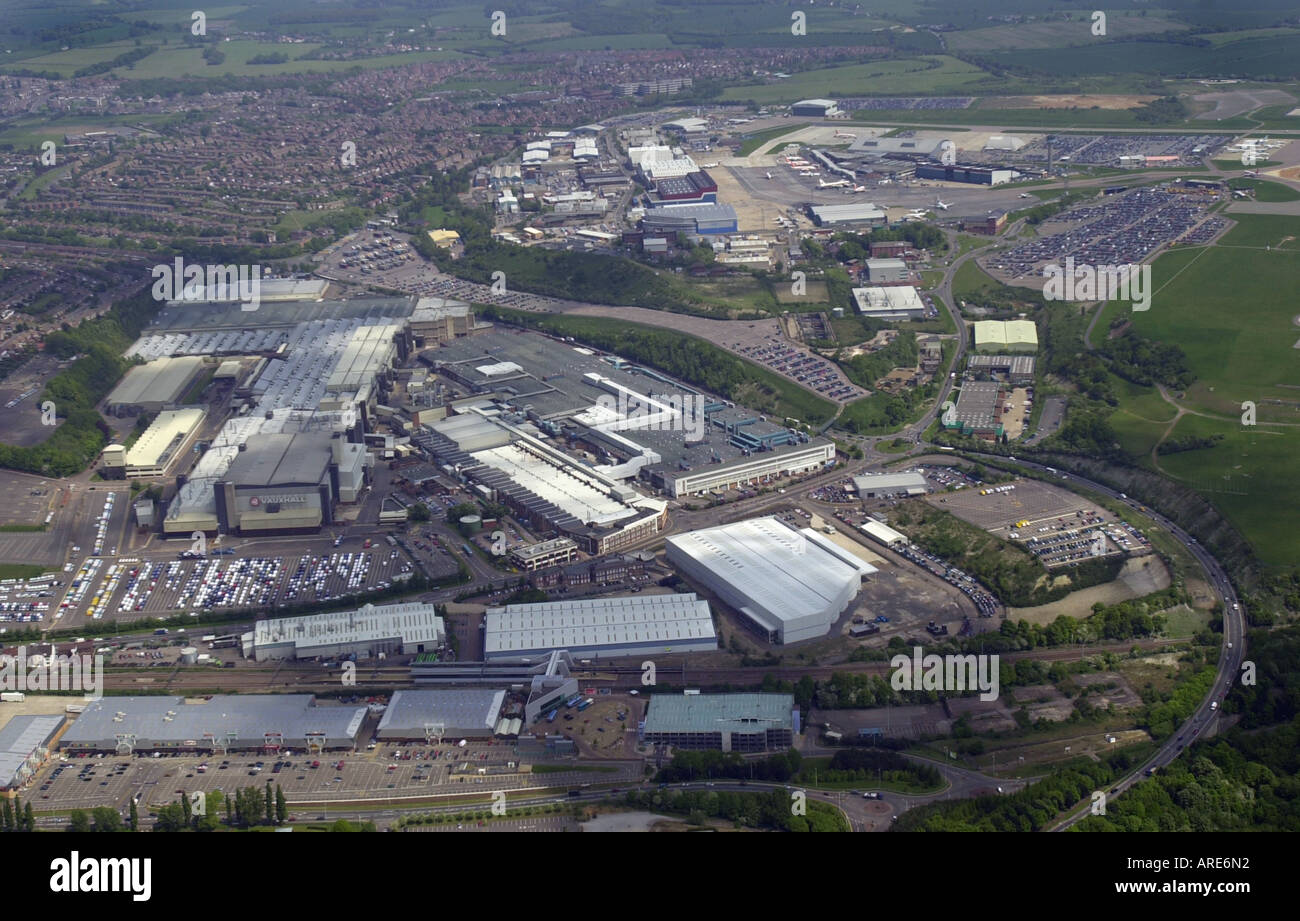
[734,337,864,401]
[53,547,416,623]
[985,188,1220,280]
[31,745,641,813]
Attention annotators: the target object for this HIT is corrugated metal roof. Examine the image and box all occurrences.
[643,693,793,735]
[484,593,716,656]
[0,714,63,787]
[377,689,505,735]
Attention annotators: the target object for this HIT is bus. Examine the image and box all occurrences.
[576,698,594,712]
[564,695,583,709]
[546,709,559,723]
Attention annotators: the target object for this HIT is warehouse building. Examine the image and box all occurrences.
[60,695,366,753]
[665,518,875,644]
[0,714,63,792]
[100,407,206,478]
[245,601,446,662]
[651,171,718,203]
[865,258,909,284]
[790,99,840,117]
[859,519,908,548]
[407,298,474,348]
[852,286,925,320]
[484,593,717,660]
[967,354,1036,383]
[946,381,1005,438]
[808,203,887,226]
[974,320,1038,353]
[642,692,795,752]
[105,355,208,415]
[852,471,928,499]
[375,689,505,741]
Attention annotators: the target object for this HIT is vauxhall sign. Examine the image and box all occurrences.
[248,494,310,507]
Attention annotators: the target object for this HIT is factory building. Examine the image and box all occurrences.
[865,258,909,284]
[974,320,1038,354]
[967,354,1036,384]
[245,601,446,662]
[59,695,366,754]
[0,714,63,792]
[852,286,925,320]
[790,99,840,118]
[852,471,928,499]
[665,518,875,644]
[375,689,506,741]
[407,298,474,348]
[484,593,717,660]
[642,692,795,752]
[659,439,835,498]
[100,407,206,478]
[650,171,718,203]
[945,381,1005,439]
[212,431,357,533]
[105,355,208,415]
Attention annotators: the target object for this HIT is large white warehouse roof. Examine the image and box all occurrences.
[665,517,874,644]
[484,593,716,660]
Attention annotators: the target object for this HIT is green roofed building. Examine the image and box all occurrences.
[641,692,795,752]
[974,319,1038,354]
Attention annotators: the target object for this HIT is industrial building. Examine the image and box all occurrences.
[375,689,505,741]
[651,171,717,203]
[410,649,579,725]
[865,258,909,284]
[967,354,1036,383]
[419,330,835,534]
[0,714,63,791]
[484,593,717,660]
[946,381,1005,438]
[213,430,365,533]
[59,695,366,753]
[974,320,1038,353]
[665,518,875,644]
[914,163,1017,186]
[790,99,840,117]
[642,202,738,235]
[859,519,908,548]
[852,471,928,499]
[407,298,475,347]
[809,203,887,226]
[105,355,208,415]
[245,601,446,662]
[852,286,925,320]
[641,692,796,752]
[100,407,206,478]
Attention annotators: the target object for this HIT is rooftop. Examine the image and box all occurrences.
[484,593,716,657]
[643,693,794,735]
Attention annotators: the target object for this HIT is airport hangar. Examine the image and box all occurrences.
[665,517,875,645]
[484,593,717,660]
[244,601,446,662]
[375,689,506,741]
[641,692,796,752]
[58,695,366,754]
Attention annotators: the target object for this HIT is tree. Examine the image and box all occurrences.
[92,806,123,833]
[2,797,12,831]
[69,809,91,833]
[129,799,139,832]
[23,801,34,833]
[408,502,431,523]
[264,783,274,826]
[275,785,288,824]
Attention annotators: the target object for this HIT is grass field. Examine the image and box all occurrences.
[947,14,1188,53]
[721,56,988,103]
[1226,179,1300,203]
[1098,214,1300,568]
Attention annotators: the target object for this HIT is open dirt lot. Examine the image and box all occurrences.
[1009,556,1170,623]
[989,94,1156,110]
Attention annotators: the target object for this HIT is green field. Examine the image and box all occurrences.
[721,56,988,103]
[1099,214,1300,567]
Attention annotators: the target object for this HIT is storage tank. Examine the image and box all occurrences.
[458,514,482,534]
[179,646,198,665]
